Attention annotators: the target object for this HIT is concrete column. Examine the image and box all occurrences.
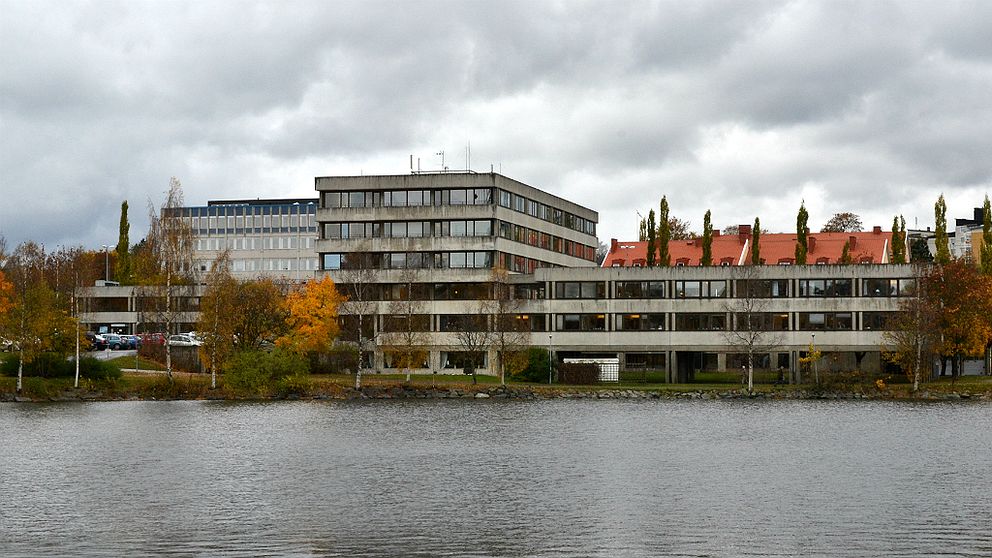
[717,352,727,373]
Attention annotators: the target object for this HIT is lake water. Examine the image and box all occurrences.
[1,400,990,557]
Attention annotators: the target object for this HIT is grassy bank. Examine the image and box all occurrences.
[2,369,991,401]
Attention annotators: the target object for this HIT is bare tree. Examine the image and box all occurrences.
[724,266,784,392]
[486,268,529,385]
[381,269,430,382]
[336,247,381,388]
[136,177,196,380]
[454,313,492,385]
[883,265,937,392]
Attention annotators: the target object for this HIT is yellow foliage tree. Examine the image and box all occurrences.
[277,276,345,355]
[0,270,13,317]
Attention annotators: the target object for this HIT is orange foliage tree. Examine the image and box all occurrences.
[277,276,346,355]
[927,260,992,378]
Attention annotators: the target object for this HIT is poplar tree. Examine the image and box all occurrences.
[658,196,671,266]
[646,209,657,267]
[891,216,905,264]
[981,195,992,276]
[795,201,809,264]
[114,201,133,284]
[934,194,950,264]
[638,218,647,241]
[701,210,713,266]
[751,217,761,265]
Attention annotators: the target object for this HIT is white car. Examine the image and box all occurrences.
[167,334,202,347]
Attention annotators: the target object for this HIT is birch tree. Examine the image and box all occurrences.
[724,266,784,392]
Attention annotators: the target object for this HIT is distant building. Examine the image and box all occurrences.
[602,225,892,267]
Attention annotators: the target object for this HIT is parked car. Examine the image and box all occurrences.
[86,332,108,351]
[1,337,17,352]
[138,333,167,345]
[120,335,141,350]
[103,334,126,350]
[167,334,202,347]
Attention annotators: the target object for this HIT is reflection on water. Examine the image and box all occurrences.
[1,400,990,557]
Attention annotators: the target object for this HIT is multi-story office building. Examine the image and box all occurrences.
[178,198,320,282]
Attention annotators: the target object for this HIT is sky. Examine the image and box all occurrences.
[1,0,990,252]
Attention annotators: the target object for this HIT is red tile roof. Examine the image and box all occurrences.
[603,226,892,267]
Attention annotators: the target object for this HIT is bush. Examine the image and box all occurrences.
[275,374,313,397]
[309,344,359,374]
[512,347,553,383]
[556,362,600,385]
[79,357,122,381]
[1,352,73,378]
[223,348,309,395]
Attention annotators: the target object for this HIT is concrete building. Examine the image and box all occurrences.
[177,198,320,282]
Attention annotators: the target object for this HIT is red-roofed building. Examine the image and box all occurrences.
[603,225,892,267]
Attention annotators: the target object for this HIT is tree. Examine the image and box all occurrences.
[884,266,939,392]
[981,195,992,276]
[927,260,992,380]
[381,269,430,382]
[277,276,345,356]
[701,210,713,266]
[595,242,608,266]
[820,212,863,233]
[646,209,657,267]
[910,237,933,263]
[114,201,133,284]
[668,216,695,240]
[658,196,671,266]
[453,313,492,385]
[725,266,784,392]
[335,247,382,388]
[751,217,761,265]
[891,215,906,264]
[197,251,238,389]
[231,278,287,350]
[795,201,809,264]
[723,225,740,236]
[486,267,530,385]
[141,178,197,379]
[839,240,852,264]
[0,270,13,318]
[638,218,647,242]
[934,194,950,265]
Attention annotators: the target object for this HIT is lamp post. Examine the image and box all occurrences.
[101,245,109,282]
[548,334,553,385]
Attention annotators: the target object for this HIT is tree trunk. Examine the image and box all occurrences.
[747,351,754,393]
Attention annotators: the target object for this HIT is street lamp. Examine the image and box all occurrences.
[101,245,109,282]
[548,334,553,385]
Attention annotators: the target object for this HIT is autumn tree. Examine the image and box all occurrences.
[114,200,134,284]
[638,218,647,241]
[277,275,346,356]
[231,278,287,350]
[927,260,992,380]
[751,217,761,265]
[197,251,238,389]
[795,201,809,264]
[934,194,950,265]
[981,195,991,276]
[821,212,863,233]
[658,196,671,266]
[646,209,657,267]
[701,210,713,266]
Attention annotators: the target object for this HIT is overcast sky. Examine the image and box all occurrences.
[2,0,990,252]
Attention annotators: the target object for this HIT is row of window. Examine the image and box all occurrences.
[496,190,596,236]
[168,202,318,218]
[549,279,916,299]
[322,251,495,270]
[360,311,898,333]
[324,220,493,239]
[196,236,314,251]
[322,188,494,209]
[497,221,597,261]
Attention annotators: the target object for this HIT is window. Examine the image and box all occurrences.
[675,280,726,298]
[863,312,898,331]
[322,254,342,270]
[616,314,665,331]
[734,313,790,331]
[674,313,726,331]
[799,279,853,297]
[555,282,606,299]
[798,312,853,330]
[555,314,606,331]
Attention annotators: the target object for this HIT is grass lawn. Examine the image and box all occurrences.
[106,355,167,371]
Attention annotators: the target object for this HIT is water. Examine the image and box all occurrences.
[1,400,990,557]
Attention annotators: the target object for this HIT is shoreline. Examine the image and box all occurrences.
[3,382,990,403]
